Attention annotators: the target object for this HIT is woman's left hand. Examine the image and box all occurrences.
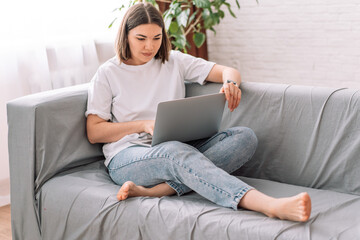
[220,80,241,112]
[205,64,242,112]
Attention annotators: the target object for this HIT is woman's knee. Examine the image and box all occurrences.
[229,126,258,155]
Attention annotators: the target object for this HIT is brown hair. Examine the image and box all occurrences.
[115,3,171,64]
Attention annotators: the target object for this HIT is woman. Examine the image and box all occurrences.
[86,3,311,222]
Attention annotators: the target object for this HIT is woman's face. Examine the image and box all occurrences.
[126,23,163,65]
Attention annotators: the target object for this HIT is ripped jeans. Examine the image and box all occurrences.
[108,126,258,210]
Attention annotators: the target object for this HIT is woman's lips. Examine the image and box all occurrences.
[142,52,153,57]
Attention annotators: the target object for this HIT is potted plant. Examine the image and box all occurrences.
[109,0,257,57]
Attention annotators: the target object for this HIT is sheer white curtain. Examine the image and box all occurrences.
[0,0,126,206]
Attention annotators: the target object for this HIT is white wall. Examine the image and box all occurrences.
[207,0,360,89]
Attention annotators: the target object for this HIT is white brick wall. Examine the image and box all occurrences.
[207,0,360,89]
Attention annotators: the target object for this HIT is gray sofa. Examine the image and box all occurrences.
[7,81,360,240]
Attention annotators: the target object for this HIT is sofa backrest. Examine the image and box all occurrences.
[225,82,360,196]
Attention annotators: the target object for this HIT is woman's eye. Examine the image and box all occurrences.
[137,38,145,41]
[154,38,161,40]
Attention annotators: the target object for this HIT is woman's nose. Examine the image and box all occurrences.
[145,40,153,50]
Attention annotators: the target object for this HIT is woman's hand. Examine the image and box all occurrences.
[142,120,155,136]
[220,80,241,112]
[205,64,242,112]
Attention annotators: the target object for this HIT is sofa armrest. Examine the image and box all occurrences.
[7,83,104,239]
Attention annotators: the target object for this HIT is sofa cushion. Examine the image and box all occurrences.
[37,161,360,240]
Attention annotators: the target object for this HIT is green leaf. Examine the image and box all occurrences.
[168,2,181,16]
[108,18,117,28]
[164,13,173,31]
[224,2,237,18]
[172,34,188,50]
[213,13,220,24]
[169,21,179,34]
[235,0,241,9]
[202,8,213,29]
[175,7,182,16]
[188,10,199,24]
[128,0,136,7]
[177,8,190,27]
[218,10,225,19]
[193,32,206,48]
[193,0,211,8]
[209,27,216,35]
[171,40,184,50]
[171,34,187,50]
[202,8,210,18]
[176,34,187,46]
[203,13,214,29]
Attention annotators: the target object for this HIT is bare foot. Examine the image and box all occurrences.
[117,181,148,201]
[265,192,312,222]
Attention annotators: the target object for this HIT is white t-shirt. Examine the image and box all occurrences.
[86,50,215,166]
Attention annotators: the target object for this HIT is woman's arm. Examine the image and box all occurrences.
[86,114,154,144]
[206,64,242,112]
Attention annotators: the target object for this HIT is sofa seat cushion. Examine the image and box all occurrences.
[37,161,360,240]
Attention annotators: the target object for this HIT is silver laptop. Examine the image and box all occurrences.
[131,93,226,147]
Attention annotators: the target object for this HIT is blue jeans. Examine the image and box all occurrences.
[108,126,258,210]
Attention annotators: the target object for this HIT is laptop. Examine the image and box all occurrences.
[131,93,226,147]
